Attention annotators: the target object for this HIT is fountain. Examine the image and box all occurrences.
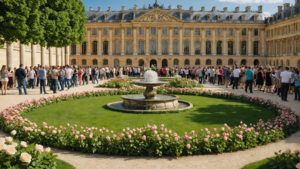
[107,70,193,113]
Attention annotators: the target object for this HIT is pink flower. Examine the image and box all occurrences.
[294,150,299,154]
[80,134,85,140]
[106,136,110,141]
[204,138,208,142]
[255,132,259,136]
[128,135,131,139]
[141,135,146,140]
[41,132,45,136]
[224,136,228,140]
[174,137,178,141]
[116,137,120,141]
[265,131,268,135]
[186,144,191,149]
[161,124,164,127]
[75,135,78,139]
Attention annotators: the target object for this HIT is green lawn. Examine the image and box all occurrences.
[56,159,75,169]
[24,95,276,135]
[242,157,275,169]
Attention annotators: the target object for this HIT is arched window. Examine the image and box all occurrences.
[228,41,233,55]
[139,59,144,66]
[92,59,98,65]
[103,41,108,55]
[195,41,200,54]
[297,60,300,69]
[174,59,179,65]
[184,41,189,54]
[280,60,283,66]
[269,60,272,66]
[217,41,222,55]
[253,41,259,55]
[162,40,168,54]
[241,59,247,65]
[138,40,145,55]
[206,59,211,65]
[114,40,120,55]
[195,59,200,65]
[103,59,108,65]
[276,60,278,66]
[228,59,233,65]
[184,59,189,65]
[126,59,132,65]
[150,40,156,54]
[254,59,259,66]
[126,41,132,54]
[71,45,76,55]
[114,59,119,67]
[173,41,178,55]
[286,60,290,66]
[82,59,87,65]
[206,41,211,54]
[82,41,86,55]
[71,59,76,65]
[241,41,247,55]
[92,41,97,55]
[217,59,222,65]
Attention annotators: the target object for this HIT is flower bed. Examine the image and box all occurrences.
[98,78,134,88]
[166,78,203,88]
[0,88,298,157]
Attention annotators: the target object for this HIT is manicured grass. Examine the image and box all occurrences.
[242,157,275,169]
[55,159,75,169]
[24,95,276,135]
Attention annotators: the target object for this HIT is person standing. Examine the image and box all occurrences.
[245,66,254,93]
[277,66,284,96]
[38,66,48,94]
[280,67,292,101]
[15,64,28,95]
[106,67,110,80]
[225,67,231,88]
[210,67,215,85]
[294,69,300,101]
[232,66,240,89]
[50,66,59,93]
[65,65,73,90]
[1,65,10,95]
[198,67,203,84]
[59,67,65,91]
[28,66,36,89]
[93,68,99,84]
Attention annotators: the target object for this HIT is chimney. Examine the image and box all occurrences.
[246,6,251,12]
[133,5,137,10]
[224,7,228,12]
[258,5,263,13]
[122,6,126,11]
[108,7,112,11]
[98,7,101,12]
[190,6,193,11]
[212,6,216,12]
[89,7,93,11]
[201,6,205,11]
[284,3,290,10]
[278,6,282,12]
[235,7,239,12]
[296,0,300,4]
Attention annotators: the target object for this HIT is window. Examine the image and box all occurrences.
[254,29,258,36]
[195,59,200,65]
[162,27,167,35]
[241,41,247,55]
[115,28,120,35]
[206,59,211,65]
[228,28,233,36]
[82,59,86,65]
[184,28,189,36]
[241,59,247,65]
[184,41,189,54]
[139,27,144,35]
[173,41,178,54]
[92,28,97,35]
[206,41,211,54]
[228,59,234,65]
[217,41,222,55]
[114,40,120,55]
[150,40,156,54]
[228,41,233,55]
[103,41,108,55]
[82,41,86,54]
[184,59,189,65]
[242,28,246,36]
[195,28,200,35]
[126,59,132,65]
[217,59,222,65]
[174,59,179,65]
[138,40,145,55]
[103,59,108,65]
[92,59,98,65]
[162,40,168,54]
[126,41,132,54]
[253,41,259,55]
[92,41,97,55]
[126,28,131,35]
[71,59,76,65]
[139,59,144,66]
[206,28,211,36]
[174,28,178,35]
[151,27,156,35]
[103,28,108,35]
[217,28,222,36]
[195,41,200,54]
[71,45,76,55]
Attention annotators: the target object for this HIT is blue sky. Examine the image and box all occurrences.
[82,0,295,16]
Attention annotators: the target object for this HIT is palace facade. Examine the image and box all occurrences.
[1,1,300,68]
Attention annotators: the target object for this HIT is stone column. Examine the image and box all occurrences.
[76,44,80,55]
[201,29,206,55]
[56,48,60,66]
[6,43,13,68]
[212,28,216,55]
[20,44,25,65]
[280,40,283,55]
[235,28,240,56]
[98,28,102,55]
[87,28,91,55]
[179,28,183,55]
[31,44,36,66]
[248,28,252,56]
[109,28,113,55]
[49,47,53,66]
[41,47,45,66]
[133,27,137,55]
[291,37,294,54]
[222,28,227,55]
[61,47,65,65]
[169,27,173,55]
[260,29,265,56]
[190,28,194,55]
[121,27,125,55]
[146,27,150,55]
[65,46,70,65]
[157,27,162,55]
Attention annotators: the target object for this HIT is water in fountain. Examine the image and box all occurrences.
[142,70,159,83]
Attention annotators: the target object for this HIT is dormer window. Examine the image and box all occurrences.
[217,14,222,20]
[241,14,246,21]
[186,14,190,20]
[128,14,131,19]
[281,12,285,19]
[116,14,119,19]
[104,14,108,20]
[207,14,211,19]
[93,14,97,19]
[275,15,279,20]
[229,15,233,20]
[254,15,259,21]
[291,8,295,15]
[196,14,201,20]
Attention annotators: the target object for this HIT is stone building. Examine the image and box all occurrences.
[1,0,300,68]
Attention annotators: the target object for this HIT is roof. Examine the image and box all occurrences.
[266,3,300,23]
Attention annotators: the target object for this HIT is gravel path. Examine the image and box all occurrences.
[0,81,299,169]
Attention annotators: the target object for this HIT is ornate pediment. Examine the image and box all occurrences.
[132,8,182,23]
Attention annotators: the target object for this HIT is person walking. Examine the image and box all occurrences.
[245,66,254,93]
[28,66,36,89]
[65,65,73,90]
[1,65,10,95]
[225,67,231,88]
[15,64,28,95]
[232,66,240,89]
[93,68,99,84]
[265,67,272,93]
[294,69,300,101]
[280,67,292,101]
[50,66,59,94]
[59,67,65,91]
[38,66,48,94]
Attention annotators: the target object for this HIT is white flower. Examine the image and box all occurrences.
[5,145,16,155]
[35,144,44,152]
[0,138,5,143]
[0,142,7,151]
[11,142,18,147]
[283,148,291,155]
[45,147,51,153]
[11,130,17,136]
[296,163,300,169]
[52,130,57,134]
[5,137,13,144]
[20,141,27,148]
[20,152,32,163]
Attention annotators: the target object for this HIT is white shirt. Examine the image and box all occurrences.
[65,68,73,79]
[88,68,91,75]
[29,70,35,79]
[280,71,292,83]
[233,69,241,78]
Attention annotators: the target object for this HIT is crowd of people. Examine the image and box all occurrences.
[1,64,299,102]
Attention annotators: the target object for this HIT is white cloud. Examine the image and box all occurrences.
[217,0,283,3]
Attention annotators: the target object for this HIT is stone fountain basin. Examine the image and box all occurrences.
[131,80,167,87]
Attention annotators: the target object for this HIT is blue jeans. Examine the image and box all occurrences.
[72,74,78,87]
[233,77,239,89]
[36,78,39,86]
[60,77,65,91]
[295,86,300,100]
[93,75,98,84]
[281,83,289,101]
[17,79,27,95]
[199,77,203,83]
[28,79,34,89]
[56,79,60,90]
[51,79,57,93]
[106,72,110,80]
[203,75,206,83]
[82,75,87,85]
[211,77,215,85]
[65,79,71,89]
[40,79,46,93]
